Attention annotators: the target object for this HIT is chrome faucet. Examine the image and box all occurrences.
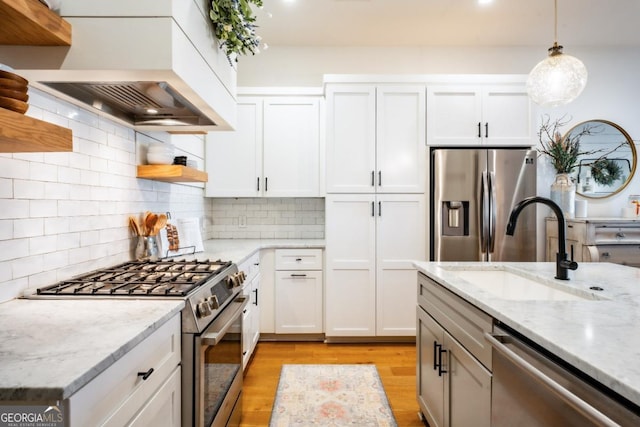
[506,196,578,280]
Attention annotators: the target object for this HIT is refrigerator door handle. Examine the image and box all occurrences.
[480,171,490,255]
[488,171,497,254]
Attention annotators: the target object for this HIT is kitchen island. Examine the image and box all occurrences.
[414,261,640,412]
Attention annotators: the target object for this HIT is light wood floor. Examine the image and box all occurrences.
[240,341,426,427]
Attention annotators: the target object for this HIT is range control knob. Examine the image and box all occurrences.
[207,295,220,310]
[225,276,235,288]
[196,301,211,318]
[235,272,246,286]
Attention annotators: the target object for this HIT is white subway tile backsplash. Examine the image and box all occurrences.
[209,197,325,239]
[13,218,44,239]
[0,200,30,220]
[14,179,45,199]
[0,178,12,198]
[0,87,211,302]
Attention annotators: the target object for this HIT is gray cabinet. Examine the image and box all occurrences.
[417,273,492,427]
[546,217,640,267]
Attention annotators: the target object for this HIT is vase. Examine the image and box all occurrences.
[550,173,575,219]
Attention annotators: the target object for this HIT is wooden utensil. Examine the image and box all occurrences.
[154,213,167,235]
[0,70,28,85]
[0,88,28,102]
[145,213,158,236]
[128,216,141,236]
[0,78,28,92]
[0,96,28,114]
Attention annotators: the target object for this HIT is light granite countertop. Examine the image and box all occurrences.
[414,261,640,407]
[0,239,322,402]
[0,299,184,401]
[197,238,325,264]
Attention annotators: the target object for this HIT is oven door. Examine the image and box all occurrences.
[197,295,248,427]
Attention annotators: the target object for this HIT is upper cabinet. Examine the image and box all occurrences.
[205,95,322,198]
[427,85,533,146]
[326,84,427,193]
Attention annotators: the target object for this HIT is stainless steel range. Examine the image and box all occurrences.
[35,258,248,427]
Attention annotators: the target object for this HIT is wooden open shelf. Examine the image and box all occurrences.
[0,0,71,45]
[137,165,208,183]
[0,107,72,152]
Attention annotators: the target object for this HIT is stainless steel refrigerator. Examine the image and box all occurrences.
[431,148,537,262]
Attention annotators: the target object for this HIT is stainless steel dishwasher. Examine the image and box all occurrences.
[487,325,640,426]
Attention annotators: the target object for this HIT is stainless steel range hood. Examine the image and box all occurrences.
[0,0,237,132]
[43,81,216,128]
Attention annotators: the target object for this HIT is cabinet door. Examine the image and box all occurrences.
[376,85,427,193]
[482,86,533,146]
[128,367,181,427]
[325,195,376,336]
[205,98,262,197]
[263,97,321,197]
[417,307,445,427]
[427,86,482,146]
[445,332,492,427]
[326,85,376,193]
[376,194,426,336]
[275,270,323,333]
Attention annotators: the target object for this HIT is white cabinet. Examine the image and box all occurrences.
[68,315,181,427]
[426,85,533,146]
[206,96,321,197]
[239,251,261,369]
[325,84,426,193]
[417,273,492,427]
[325,194,426,337]
[274,249,323,334]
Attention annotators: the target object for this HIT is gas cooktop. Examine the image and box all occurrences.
[36,259,233,297]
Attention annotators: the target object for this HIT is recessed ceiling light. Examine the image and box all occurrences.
[478,0,493,5]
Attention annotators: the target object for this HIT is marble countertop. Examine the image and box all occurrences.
[0,298,184,401]
[0,238,322,402]
[196,238,325,265]
[414,261,640,407]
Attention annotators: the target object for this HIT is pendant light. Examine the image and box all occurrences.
[526,0,588,107]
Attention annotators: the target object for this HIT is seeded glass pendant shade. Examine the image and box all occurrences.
[526,0,588,107]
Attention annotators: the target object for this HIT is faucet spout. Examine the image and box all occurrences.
[506,196,578,280]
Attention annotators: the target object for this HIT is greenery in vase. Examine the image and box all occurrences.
[537,115,601,175]
[209,0,263,64]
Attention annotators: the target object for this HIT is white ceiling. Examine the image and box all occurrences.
[253,0,640,48]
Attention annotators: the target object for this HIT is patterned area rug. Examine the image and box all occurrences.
[269,364,398,427]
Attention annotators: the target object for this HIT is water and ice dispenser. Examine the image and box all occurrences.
[441,201,469,236]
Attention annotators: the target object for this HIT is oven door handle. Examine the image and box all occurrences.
[201,296,249,346]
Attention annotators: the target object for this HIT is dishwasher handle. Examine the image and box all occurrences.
[485,332,619,427]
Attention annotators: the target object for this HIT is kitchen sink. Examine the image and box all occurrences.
[446,268,604,301]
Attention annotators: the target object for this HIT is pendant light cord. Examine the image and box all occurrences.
[554,0,558,44]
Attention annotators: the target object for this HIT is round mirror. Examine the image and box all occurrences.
[564,120,637,199]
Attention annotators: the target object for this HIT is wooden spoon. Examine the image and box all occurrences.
[154,213,168,235]
[145,213,158,236]
[128,216,141,236]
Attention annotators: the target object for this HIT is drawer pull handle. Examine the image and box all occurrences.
[295,258,302,262]
[602,252,610,258]
[616,232,626,239]
[137,368,154,381]
[290,274,307,277]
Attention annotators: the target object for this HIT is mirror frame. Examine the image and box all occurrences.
[563,119,637,199]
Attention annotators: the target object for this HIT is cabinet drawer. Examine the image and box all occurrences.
[69,314,181,427]
[239,250,261,283]
[418,273,493,370]
[275,249,323,270]
[585,244,640,267]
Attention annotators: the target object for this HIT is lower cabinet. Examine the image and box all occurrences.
[417,273,492,427]
[67,314,181,427]
[274,249,324,334]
